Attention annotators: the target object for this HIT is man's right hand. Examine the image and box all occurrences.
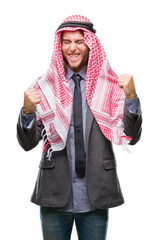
[23,88,41,114]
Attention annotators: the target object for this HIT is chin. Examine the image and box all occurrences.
[69,64,81,72]
[69,61,87,72]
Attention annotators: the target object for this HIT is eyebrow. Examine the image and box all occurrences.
[62,39,84,42]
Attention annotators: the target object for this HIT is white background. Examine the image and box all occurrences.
[0,0,158,239]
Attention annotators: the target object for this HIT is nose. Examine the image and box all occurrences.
[70,42,76,52]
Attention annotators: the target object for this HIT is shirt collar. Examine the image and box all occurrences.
[65,66,87,81]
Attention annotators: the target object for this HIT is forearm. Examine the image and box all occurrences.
[123,97,142,145]
[17,109,42,151]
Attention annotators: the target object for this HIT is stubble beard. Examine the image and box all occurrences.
[63,50,89,72]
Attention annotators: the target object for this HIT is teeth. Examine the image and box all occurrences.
[69,54,79,58]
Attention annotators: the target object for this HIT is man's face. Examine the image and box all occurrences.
[61,31,89,72]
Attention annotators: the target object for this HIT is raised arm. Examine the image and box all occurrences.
[118,74,142,145]
[17,88,42,151]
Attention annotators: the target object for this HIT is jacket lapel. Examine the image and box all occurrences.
[86,105,94,147]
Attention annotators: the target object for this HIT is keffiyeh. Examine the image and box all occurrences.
[31,15,131,155]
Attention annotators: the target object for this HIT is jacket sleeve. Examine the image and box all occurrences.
[16,111,42,151]
[123,98,142,145]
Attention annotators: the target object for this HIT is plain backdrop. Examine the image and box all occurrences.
[0,0,158,239]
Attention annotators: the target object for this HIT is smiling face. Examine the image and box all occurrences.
[61,31,89,72]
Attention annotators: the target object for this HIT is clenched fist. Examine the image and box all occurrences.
[118,74,137,99]
[23,88,41,114]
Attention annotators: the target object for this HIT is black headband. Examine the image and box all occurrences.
[56,21,96,33]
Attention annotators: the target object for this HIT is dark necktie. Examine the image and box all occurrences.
[72,73,85,178]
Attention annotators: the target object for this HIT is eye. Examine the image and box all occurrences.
[63,40,71,44]
[77,40,84,44]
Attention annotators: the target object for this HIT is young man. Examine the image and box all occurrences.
[17,15,142,240]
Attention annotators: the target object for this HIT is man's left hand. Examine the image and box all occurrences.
[118,74,137,99]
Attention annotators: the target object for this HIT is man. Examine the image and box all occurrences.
[17,15,142,240]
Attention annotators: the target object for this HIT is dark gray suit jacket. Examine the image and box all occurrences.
[17,103,142,209]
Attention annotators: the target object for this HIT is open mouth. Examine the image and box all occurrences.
[68,54,80,59]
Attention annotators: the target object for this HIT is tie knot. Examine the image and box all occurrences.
[72,74,83,86]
